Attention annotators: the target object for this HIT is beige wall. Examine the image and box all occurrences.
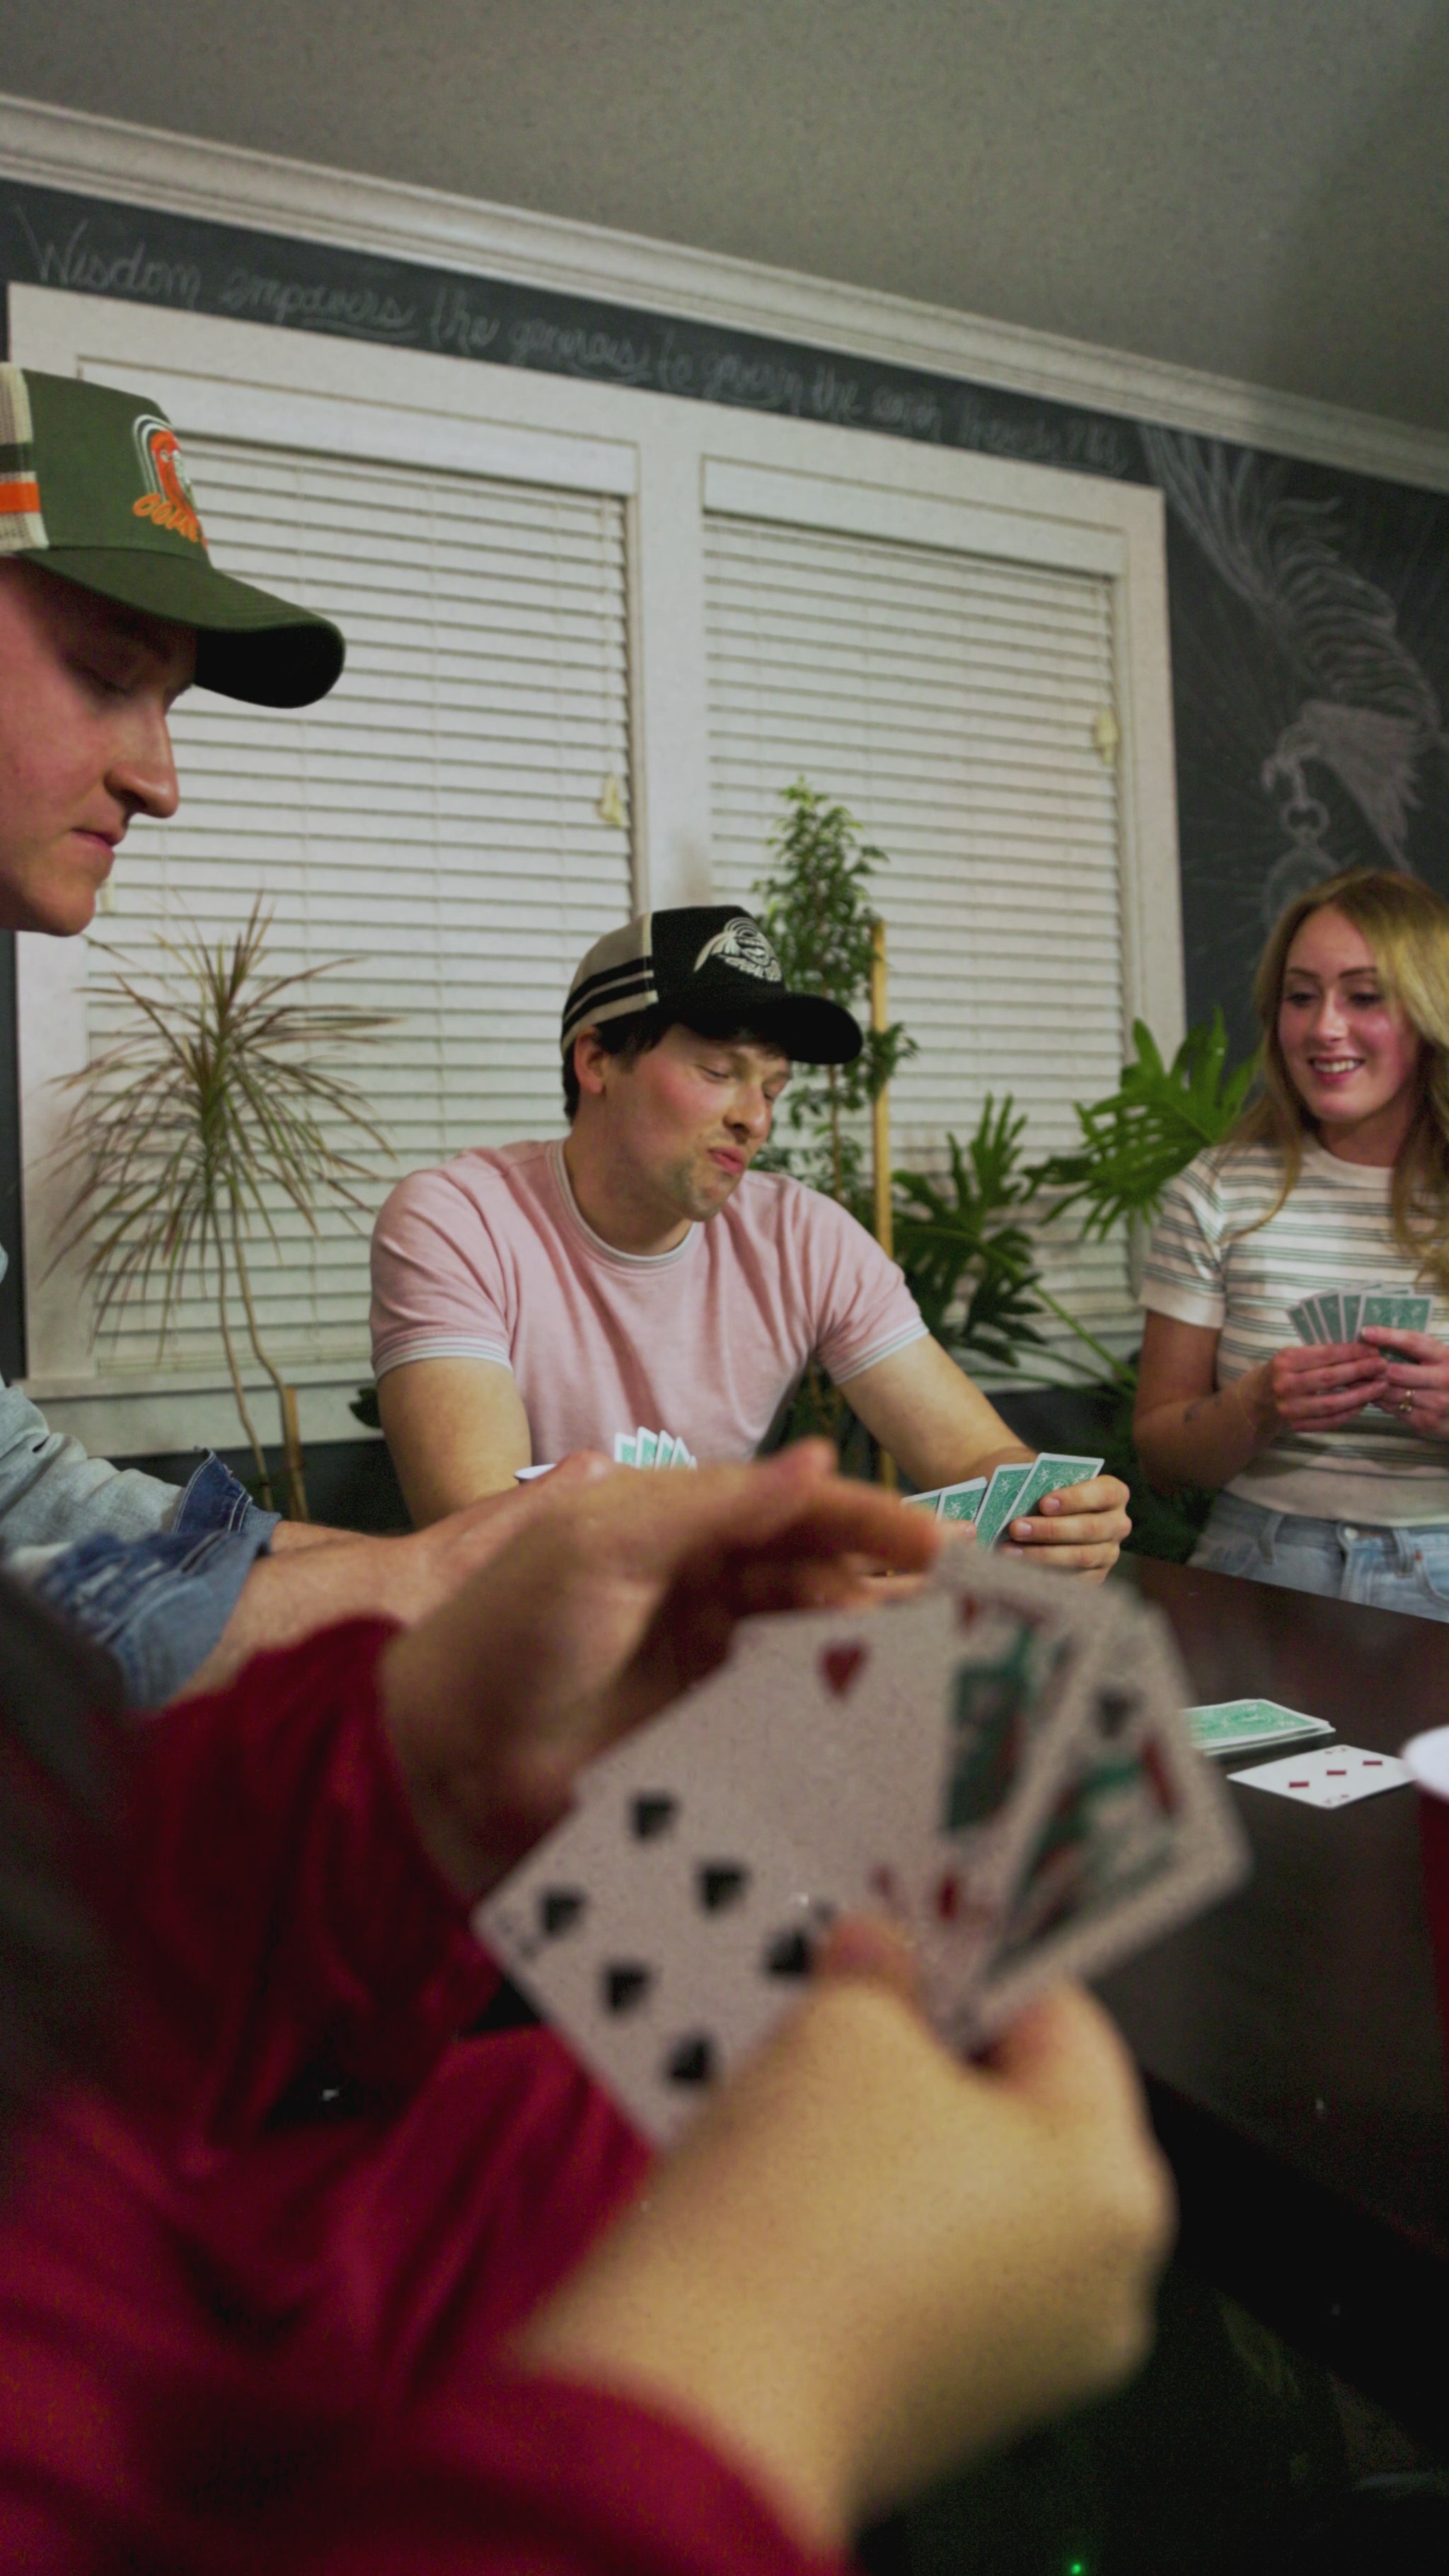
[1,0,1447,428]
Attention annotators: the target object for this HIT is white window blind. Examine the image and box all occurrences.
[88,435,633,1381]
[704,512,1132,1372]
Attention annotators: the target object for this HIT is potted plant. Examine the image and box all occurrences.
[52,899,396,1519]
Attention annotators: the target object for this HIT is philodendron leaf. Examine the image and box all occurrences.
[1028,1011,1257,1238]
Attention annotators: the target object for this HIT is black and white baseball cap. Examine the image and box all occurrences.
[562,906,862,1066]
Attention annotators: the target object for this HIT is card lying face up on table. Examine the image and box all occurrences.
[478,1547,1249,2146]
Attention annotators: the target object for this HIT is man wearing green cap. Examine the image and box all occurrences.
[0,364,548,1701]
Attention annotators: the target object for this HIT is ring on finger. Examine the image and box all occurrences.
[1399,1392,1415,1419]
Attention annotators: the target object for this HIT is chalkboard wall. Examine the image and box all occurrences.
[3,175,1447,1385]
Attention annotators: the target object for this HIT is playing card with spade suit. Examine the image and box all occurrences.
[475,1766,837,2147]
[478,1554,1247,2145]
[586,1552,1121,2023]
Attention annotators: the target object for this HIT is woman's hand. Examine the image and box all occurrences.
[1361,1326,1449,1440]
[1242,1341,1390,1436]
[516,1927,1174,2549]
[1005,1473,1131,1581]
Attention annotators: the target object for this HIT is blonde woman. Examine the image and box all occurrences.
[1136,869,1449,1616]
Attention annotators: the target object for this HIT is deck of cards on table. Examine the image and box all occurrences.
[477,1547,1248,2146]
[905,1453,1104,1544]
[1288,1287,1431,1346]
[1187,1699,1334,1758]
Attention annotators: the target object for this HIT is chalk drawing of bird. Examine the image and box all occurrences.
[1141,427,1445,878]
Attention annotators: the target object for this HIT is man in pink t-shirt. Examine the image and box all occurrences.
[371,907,1130,1576]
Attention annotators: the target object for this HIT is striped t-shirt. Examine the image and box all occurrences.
[1141,1138,1449,1523]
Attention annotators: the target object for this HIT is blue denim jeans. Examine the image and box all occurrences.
[1191,1488,1449,1624]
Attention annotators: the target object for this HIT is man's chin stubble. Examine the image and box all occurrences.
[664,1160,741,1224]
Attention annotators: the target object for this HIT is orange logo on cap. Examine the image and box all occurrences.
[130,417,204,545]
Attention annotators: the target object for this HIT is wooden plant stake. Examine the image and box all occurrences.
[870,918,898,1491]
[280,1386,310,1522]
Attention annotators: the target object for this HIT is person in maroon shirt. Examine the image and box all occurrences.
[0,1443,1172,2574]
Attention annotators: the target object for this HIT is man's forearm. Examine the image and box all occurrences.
[844,1340,1031,1492]
[267,1516,359,1552]
[180,1538,400,1694]
[178,1491,533,1699]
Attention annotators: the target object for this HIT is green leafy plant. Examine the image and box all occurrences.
[52,899,396,1518]
[750,781,921,1457]
[891,1101,1053,1377]
[751,780,915,1206]
[1029,1010,1257,1237]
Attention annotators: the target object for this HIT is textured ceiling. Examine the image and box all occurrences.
[4,0,1448,429]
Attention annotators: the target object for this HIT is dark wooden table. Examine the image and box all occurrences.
[1099,1556,1449,2447]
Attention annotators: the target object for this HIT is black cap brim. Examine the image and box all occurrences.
[691,990,863,1066]
[33,548,345,709]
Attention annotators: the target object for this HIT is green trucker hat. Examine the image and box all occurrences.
[0,364,343,707]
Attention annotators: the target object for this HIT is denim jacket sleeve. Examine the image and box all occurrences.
[13,1454,282,1707]
[0,1370,183,1545]
[0,1229,281,1700]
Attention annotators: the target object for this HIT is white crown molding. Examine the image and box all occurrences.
[3,88,1449,495]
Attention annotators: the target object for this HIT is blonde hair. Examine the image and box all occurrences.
[1230,869,1449,1291]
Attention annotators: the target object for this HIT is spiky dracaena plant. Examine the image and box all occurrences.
[51,900,396,1515]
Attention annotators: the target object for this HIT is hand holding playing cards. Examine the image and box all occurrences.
[379,1443,939,1902]
[1244,1339,1390,1434]
[1360,1324,1449,1438]
[516,1932,1174,2549]
[1006,1471,1131,1578]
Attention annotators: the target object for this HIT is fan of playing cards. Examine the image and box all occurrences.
[906,1452,1102,1544]
[614,1427,698,1469]
[1288,1287,1431,1347]
[478,1546,1249,2147]
[516,1430,699,1483]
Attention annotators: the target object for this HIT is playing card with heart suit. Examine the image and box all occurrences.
[960,1591,1247,2046]
[476,1767,838,2147]
[860,1580,1092,1988]
[583,1588,963,1905]
[896,1548,1128,2008]
[590,1559,1109,1977]
[483,1553,1246,2143]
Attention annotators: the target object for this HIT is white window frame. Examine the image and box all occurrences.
[9,281,1181,1455]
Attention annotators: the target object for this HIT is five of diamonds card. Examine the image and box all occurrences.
[477,1551,1250,2146]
